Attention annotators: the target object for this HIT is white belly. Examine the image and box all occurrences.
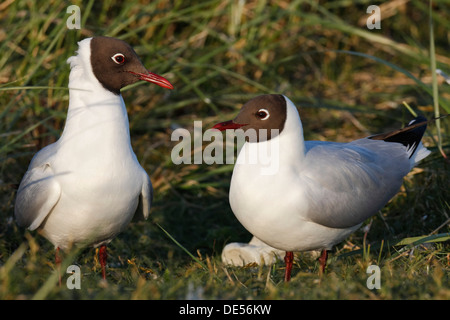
[229,163,360,252]
[40,157,143,250]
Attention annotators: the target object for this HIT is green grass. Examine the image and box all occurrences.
[0,0,449,300]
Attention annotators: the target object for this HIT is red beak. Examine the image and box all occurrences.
[212,120,248,131]
[128,70,174,89]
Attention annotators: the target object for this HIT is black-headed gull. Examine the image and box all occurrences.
[15,36,173,280]
[213,94,430,281]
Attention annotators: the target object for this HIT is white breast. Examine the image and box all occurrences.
[36,81,145,249]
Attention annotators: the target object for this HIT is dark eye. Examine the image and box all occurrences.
[256,108,270,120]
[111,53,125,64]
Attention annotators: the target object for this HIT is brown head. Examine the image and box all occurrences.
[89,36,173,94]
[213,94,287,142]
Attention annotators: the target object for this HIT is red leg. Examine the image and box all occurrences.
[99,245,107,280]
[55,247,62,286]
[318,249,328,274]
[284,251,294,282]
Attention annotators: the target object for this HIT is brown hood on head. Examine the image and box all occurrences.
[90,36,173,94]
[213,94,287,142]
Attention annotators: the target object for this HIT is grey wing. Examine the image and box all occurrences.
[134,170,153,221]
[301,139,410,228]
[14,162,61,230]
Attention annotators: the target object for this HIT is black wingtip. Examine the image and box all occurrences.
[368,116,428,158]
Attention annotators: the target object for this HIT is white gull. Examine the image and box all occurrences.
[14,36,173,280]
[213,94,430,281]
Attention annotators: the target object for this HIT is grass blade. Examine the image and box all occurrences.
[156,222,207,271]
[429,0,445,158]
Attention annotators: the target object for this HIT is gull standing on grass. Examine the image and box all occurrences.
[14,36,173,281]
[213,94,431,281]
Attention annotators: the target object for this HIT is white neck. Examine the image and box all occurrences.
[63,87,129,136]
[236,96,306,175]
[58,64,132,159]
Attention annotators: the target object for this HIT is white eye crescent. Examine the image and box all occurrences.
[111,53,126,64]
[256,108,270,120]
